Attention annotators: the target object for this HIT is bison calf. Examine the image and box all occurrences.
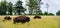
[34,16,41,19]
[13,16,30,24]
[3,16,12,21]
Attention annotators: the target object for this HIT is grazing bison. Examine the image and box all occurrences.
[13,16,30,24]
[3,16,12,21]
[34,15,41,19]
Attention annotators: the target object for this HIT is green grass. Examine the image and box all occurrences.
[0,16,59,28]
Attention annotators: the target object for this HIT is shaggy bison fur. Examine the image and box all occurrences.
[3,16,12,21]
[13,16,30,24]
[34,15,41,19]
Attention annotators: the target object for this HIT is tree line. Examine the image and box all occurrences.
[0,0,26,15]
[0,0,59,16]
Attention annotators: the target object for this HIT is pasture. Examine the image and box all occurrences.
[0,16,59,28]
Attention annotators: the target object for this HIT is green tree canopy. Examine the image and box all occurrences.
[7,2,13,15]
[56,10,60,15]
[48,13,54,15]
[27,0,42,15]
[0,0,7,15]
[44,12,48,15]
[15,0,26,15]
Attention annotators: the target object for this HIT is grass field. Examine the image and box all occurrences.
[0,16,60,28]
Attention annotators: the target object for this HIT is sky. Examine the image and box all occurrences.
[41,0,60,15]
[0,0,60,15]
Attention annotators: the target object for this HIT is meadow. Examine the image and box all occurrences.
[0,16,60,28]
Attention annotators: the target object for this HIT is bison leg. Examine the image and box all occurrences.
[21,22,26,24]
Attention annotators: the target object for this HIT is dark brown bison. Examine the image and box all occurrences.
[34,15,41,19]
[13,16,30,24]
[3,16,12,21]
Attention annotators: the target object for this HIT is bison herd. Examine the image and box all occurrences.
[3,15,41,24]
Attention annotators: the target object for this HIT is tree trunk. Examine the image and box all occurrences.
[10,12,12,15]
[29,7,33,15]
[15,12,16,15]
[18,12,21,15]
[36,9,38,15]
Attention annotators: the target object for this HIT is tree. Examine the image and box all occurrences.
[48,13,54,15]
[38,10,43,15]
[13,7,17,15]
[56,10,60,15]
[27,0,42,15]
[7,2,13,15]
[44,12,48,15]
[27,0,35,15]
[15,0,26,15]
[32,0,42,15]
[43,12,54,15]
[0,0,7,15]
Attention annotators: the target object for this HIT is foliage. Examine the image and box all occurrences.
[56,10,60,15]
[48,13,54,15]
[43,12,48,15]
[27,0,42,15]
[15,0,26,15]
[7,2,13,15]
[43,12,54,16]
[0,0,7,15]
[0,0,54,16]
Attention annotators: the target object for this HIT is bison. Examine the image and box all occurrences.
[13,16,30,24]
[34,15,41,19]
[3,16,12,21]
